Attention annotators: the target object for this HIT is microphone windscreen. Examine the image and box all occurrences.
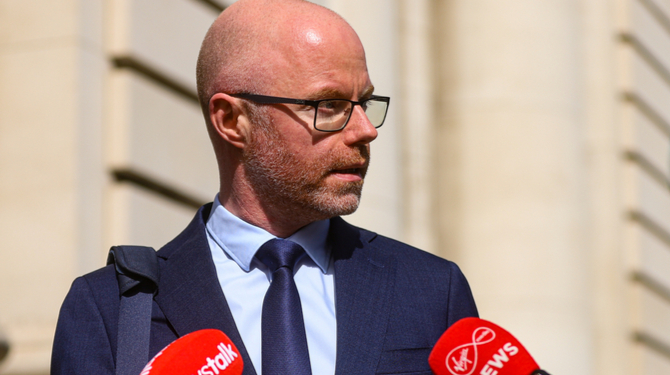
[429,317,540,375]
[140,329,243,375]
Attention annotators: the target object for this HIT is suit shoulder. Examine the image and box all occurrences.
[348,224,479,325]
[331,217,456,267]
[365,230,457,270]
[77,265,120,303]
[52,265,119,374]
[61,265,120,330]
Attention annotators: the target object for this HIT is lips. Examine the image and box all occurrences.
[331,159,367,172]
[329,159,368,181]
[334,168,362,175]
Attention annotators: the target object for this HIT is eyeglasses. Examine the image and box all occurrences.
[230,93,390,132]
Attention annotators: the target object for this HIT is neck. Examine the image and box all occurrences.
[219,187,320,238]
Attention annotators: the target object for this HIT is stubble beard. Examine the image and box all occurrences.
[242,108,369,223]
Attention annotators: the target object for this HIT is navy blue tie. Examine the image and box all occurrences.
[257,239,312,375]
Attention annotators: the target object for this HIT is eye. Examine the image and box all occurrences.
[317,100,349,116]
[320,100,338,110]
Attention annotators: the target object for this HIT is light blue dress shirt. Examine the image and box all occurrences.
[205,196,336,375]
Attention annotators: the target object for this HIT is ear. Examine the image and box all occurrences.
[209,93,251,149]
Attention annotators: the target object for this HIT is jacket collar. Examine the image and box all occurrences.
[154,204,258,375]
[154,206,396,375]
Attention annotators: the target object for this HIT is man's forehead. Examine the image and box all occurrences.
[251,12,370,97]
[267,49,372,99]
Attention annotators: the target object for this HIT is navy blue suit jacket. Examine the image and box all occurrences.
[52,204,477,374]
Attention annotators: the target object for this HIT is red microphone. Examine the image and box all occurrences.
[429,317,550,375]
[140,329,243,375]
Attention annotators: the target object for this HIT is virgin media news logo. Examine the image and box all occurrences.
[445,327,495,375]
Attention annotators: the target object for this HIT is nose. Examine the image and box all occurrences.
[343,105,378,146]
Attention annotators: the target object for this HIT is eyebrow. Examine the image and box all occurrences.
[309,85,376,101]
[360,86,375,99]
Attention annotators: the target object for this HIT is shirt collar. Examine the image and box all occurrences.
[205,195,331,273]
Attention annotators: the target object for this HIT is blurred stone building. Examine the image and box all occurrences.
[1,0,669,374]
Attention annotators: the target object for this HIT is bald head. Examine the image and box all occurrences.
[196,0,364,119]
[197,0,377,235]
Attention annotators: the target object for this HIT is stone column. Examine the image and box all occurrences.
[324,0,404,241]
[0,0,105,371]
[434,1,595,373]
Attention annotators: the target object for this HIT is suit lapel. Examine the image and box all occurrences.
[154,205,258,375]
[330,218,396,375]
[152,210,395,375]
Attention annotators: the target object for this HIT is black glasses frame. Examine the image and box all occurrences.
[230,93,390,132]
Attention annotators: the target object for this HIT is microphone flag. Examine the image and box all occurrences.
[140,329,243,375]
[429,317,548,375]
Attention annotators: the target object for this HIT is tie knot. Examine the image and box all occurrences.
[256,238,305,273]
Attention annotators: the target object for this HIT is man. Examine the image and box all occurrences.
[51,0,477,374]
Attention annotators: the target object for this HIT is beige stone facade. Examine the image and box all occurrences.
[1,0,669,374]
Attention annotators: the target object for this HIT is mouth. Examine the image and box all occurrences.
[335,168,362,175]
[330,162,367,181]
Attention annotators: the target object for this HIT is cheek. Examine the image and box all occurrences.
[271,106,314,137]
[270,114,348,168]
[278,133,335,164]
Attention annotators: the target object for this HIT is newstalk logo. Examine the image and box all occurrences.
[140,342,238,375]
[192,342,239,375]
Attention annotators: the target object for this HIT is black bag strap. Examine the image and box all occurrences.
[107,246,160,375]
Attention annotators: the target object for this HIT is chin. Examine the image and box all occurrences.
[307,190,362,219]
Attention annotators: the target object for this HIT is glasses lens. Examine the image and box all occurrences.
[363,99,388,128]
[315,100,352,131]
